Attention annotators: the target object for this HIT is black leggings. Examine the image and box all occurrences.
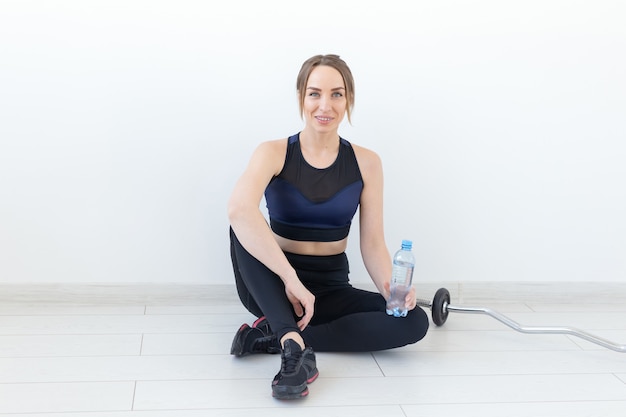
[230,228,429,352]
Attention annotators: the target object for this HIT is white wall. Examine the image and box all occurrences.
[1,0,624,284]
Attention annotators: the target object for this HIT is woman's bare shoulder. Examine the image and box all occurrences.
[248,137,289,176]
[255,137,289,154]
[351,142,382,171]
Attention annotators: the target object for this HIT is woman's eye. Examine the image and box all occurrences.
[308,92,320,97]
[332,92,343,97]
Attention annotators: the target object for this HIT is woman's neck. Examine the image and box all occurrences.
[298,128,340,168]
[299,128,340,150]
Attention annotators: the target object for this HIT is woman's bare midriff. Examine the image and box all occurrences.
[273,234,348,256]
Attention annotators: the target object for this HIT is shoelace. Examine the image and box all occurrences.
[280,347,303,374]
[252,336,277,353]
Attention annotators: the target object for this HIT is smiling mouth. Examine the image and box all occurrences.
[316,116,332,122]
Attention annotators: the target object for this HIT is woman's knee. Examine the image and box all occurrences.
[406,307,430,344]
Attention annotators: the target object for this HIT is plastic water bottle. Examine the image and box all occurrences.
[386,240,415,317]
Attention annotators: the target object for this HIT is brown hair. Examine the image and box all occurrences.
[296,54,355,123]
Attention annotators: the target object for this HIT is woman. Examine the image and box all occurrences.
[228,54,429,400]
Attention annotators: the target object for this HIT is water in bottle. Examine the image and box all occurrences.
[386,239,415,317]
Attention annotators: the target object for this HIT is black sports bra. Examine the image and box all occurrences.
[264,133,363,242]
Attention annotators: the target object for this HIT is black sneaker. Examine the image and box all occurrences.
[271,339,319,400]
[251,316,272,335]
[230,316,280,357]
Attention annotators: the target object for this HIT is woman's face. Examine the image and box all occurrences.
[302,65,347,133]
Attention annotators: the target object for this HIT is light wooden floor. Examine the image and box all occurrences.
[1,283,626,416]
